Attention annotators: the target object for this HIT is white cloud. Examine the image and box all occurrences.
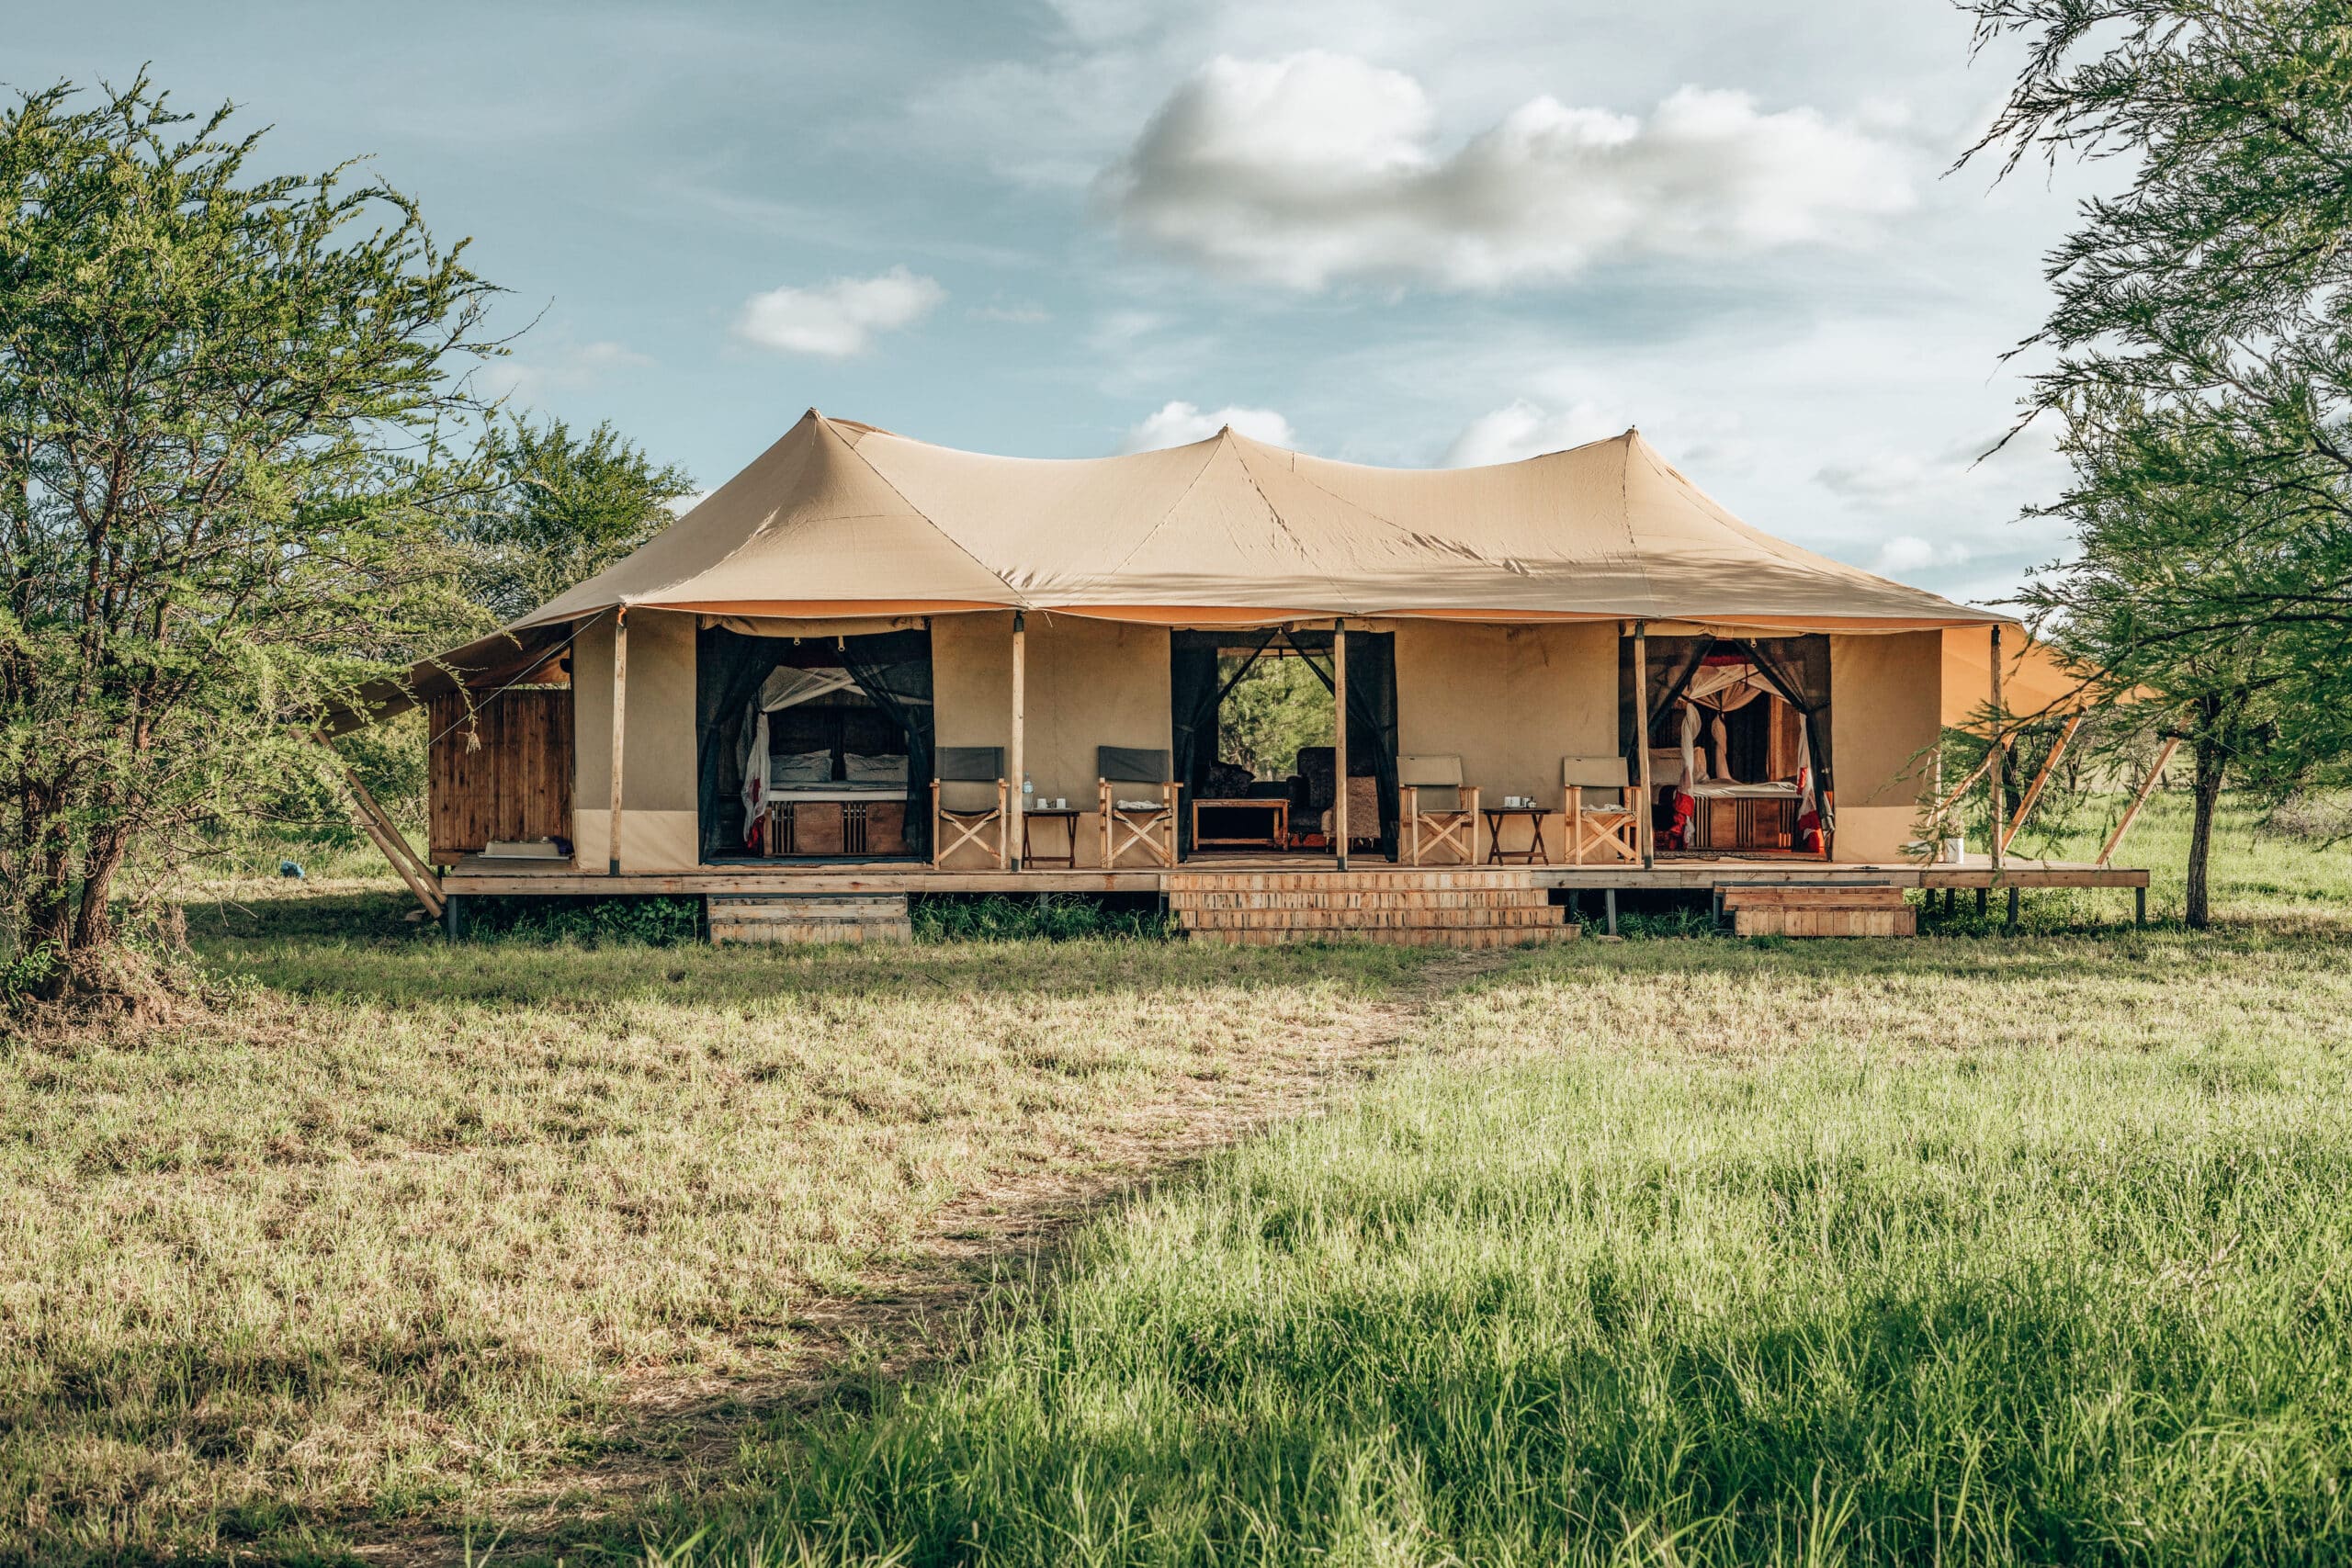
[733,266,945,356]
[1873,534,1968,575]
[1443,399,1628,467]
[664,490,712,518]
[968,300,1052,323]
[1102,51,1917,289]
[1120,400,1297,452]
[478,339,650,403]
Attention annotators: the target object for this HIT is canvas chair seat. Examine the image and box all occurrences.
[1563,755,1637,863]
[933,746,1008,869]
[1099,746,1180,867]
[1399,753,1480,866]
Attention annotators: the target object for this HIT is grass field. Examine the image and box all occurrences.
[0,793,2346,1564]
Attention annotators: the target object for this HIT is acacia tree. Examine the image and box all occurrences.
[1962,0,2352,917]
[0,78,497,997]
[459,418,695,624]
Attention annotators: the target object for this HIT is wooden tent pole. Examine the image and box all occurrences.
[1931,750,1997,822]
[2099,736,2180,866]
[607,607,628,876]
[1634,622,1654,869]
[1009,611,1026,873]
[2001,709,2085,853]
[1988,625,2005,874]
[1331,620,1350,871]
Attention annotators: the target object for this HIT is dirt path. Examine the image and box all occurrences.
[350,945,1521,1565]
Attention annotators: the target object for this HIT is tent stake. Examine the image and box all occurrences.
[2098,736,2180,866]
[1009,611,1025,873]
[608,607,628,876]
[1332,619,1350,872]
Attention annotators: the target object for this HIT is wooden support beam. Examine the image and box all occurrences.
[1009,610,1026,873]
[1988,624,2006,874]
[1633,623,1654,869]
[2001,709,2086,853]
[2098,736,2180,867]
[607,607,628,875]
[1332,619,1350,872]
[310,731,442,917]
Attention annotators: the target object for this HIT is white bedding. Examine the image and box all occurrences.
[1681,781,1801,799]
[763,782,906,803]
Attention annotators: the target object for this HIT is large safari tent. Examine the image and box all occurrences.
[332,412,2149,941]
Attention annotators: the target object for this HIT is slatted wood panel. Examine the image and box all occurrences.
[428,688,574,863]
[1722,885,1915,938]
[707,893,911,944]
[1168,869,1577,947]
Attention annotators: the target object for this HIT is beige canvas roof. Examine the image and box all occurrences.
[324,411,2015,734]
[517,410,2009,634]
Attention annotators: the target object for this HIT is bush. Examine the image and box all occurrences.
[458,894,701,945]
[910,893,1175,942]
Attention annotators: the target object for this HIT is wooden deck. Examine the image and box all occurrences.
[441,853,2146,897]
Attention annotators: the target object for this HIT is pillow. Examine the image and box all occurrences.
[843,751,909,784]
[772,748,833,784]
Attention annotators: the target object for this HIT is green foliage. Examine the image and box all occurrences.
[910,893,1176,942]
[458,417,696,624]
[1216,652,1330,778]
[0,74,499,987]
[1962,0,2352,923]
[462,894,703,945]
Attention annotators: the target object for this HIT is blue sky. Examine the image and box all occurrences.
[14,0,2098,606]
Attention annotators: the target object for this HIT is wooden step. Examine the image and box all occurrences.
[1167,887,1555,911]
[1187,923,1580,949]
[1178,906,1568,931]
[1732,907,1915,938]
[1720,886,1905,909]
[707,892,911,945]
[1166,870,1536,894]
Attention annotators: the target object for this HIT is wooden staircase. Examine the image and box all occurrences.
[1721,884,1915,938]
[1167,869,1577,948]
[707,891,912,944]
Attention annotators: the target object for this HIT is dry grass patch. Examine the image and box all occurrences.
[0,903,1426,1562]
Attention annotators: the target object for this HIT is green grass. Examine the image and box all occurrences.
[2,790,2346,1564]
[0,901,1419,1564]
[627,795,2352,1567]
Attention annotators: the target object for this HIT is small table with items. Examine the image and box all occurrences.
[1020,807,1081,869]
[1481,806,1551,865]
[1192,796,1289,851]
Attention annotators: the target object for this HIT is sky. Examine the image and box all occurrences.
[12,0,2105,608]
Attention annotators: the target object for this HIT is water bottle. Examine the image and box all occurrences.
[1023,772,1034,801]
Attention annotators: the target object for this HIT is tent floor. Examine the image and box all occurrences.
[441,853,2147,897]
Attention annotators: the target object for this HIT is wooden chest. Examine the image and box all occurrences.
[765,799,908,858]
[1696,795,1796,851]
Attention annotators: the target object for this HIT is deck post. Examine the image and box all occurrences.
[1332,618,1350,872]
[1987,624,2005,876]
[2135,886,2147,927]
[1604,887,1617,937]
[1633,622,1654,869]
[608,606,628,876]
[1010,611,1025,873]
[2007,884,2020,930]
[2099,736,2180,866]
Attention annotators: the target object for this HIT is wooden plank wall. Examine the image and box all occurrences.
[428,688,575,862]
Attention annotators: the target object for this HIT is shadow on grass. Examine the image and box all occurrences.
[181,888,1430,1014]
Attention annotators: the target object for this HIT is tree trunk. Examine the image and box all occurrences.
[2185,719,2225,931]
[72,829,127,953]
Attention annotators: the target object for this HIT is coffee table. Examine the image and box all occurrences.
[1192,797,1289,851]
[1482,806,1551,865]
[1021,807,1081,869]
